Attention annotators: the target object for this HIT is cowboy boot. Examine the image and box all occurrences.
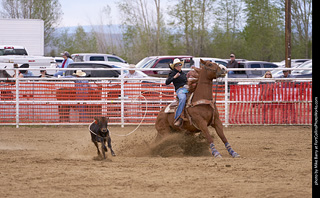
[174,117,183,127]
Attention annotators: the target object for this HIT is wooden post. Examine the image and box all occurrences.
[285,0,291,69]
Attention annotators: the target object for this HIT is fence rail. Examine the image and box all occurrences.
[0,67,312,127]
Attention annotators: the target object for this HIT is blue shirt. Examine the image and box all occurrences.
[58,58,74,68]
[22,70,34,77]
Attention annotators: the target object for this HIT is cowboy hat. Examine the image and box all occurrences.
[169,58,184,70]
[72,70,86,77]
[128,64,136,69]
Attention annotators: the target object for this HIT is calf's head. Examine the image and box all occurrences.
[94,117,109,134]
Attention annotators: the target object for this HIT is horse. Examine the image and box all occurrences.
[155,59,240,158]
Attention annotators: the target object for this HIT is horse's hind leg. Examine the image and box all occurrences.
[211,117,240,158]
[155,113,172,142]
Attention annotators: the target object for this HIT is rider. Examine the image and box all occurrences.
[166,58,188,127]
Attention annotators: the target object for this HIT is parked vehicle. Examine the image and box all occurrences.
[71,53,127,64]
[229,61,279,78]
[0,45,56,76]
[192,57,228,67]
[136,55,193,77]
[273,59,311,67]
[289,60,312,78]
[65,62,121,77]
[271,60,312,78]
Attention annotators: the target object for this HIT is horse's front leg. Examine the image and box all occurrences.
[212,117,240,158]
[197,120,222,158]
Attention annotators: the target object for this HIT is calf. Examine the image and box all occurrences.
[89,117,116,159]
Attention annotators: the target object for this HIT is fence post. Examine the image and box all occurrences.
[224,73,229,127]
[15,68,19,128]
[120,68,124,127]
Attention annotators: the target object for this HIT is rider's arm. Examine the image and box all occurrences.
[165,71,176,85]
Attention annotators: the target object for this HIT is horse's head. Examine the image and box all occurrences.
[200,59,227,79]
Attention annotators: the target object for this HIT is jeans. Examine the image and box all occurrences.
[175,87,188,120]
[228,70,234,75]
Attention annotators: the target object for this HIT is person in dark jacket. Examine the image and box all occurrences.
[165,58,188,126]
[226,54,238,74]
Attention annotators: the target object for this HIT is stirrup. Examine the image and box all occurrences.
[174,118,183,127]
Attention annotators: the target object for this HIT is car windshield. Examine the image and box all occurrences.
[292,62,312,74]
[136,57,155,68]
[0,49,28,56]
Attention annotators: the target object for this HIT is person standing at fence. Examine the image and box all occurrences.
[54,51,74,77]
[279,70,296,124]
[226,54,238,74]
[166,58,188,127]
[13,63,34,77]
[73,70,90,122]
[263,71,273,78]
[123,64,145,82]
[279,70,294,78]
[260,71,274,124]
[122,64,145,123]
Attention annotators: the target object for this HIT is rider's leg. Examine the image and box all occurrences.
[174,88,187,125]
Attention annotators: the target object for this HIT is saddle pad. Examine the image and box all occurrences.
[164,101,178,113]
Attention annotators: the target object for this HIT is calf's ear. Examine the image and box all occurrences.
[94,117,99,124]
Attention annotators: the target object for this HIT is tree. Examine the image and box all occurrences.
[210,0,246,58]
[242,0,285,61]
[54,26,97,54]
[117,0,168,63]
[0,0,63,47]
[291,0,312,58]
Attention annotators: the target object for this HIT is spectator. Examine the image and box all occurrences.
[226,54,238,74]
[39,70,52,78]
[73,70,90,122]
[54,51,74,77]
[123,64,145,82]
[263,71,273,78]
[279,70,294,78]
[13,63,33,77]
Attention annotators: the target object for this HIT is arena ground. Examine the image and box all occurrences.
[0,125,312,198]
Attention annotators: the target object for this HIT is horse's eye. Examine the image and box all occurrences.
[209,64,212,66]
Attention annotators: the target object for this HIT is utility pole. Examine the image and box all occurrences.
[285,0,291,69]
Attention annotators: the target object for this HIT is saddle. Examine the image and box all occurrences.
[164,93,216,128]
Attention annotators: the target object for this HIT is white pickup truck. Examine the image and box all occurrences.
[0,45,56,76]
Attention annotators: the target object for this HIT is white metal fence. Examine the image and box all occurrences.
[0,67,312,128]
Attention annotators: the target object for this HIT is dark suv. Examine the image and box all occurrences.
[65,61,121,77]
[229,61,278,78]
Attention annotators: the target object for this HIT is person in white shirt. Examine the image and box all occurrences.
[122,64,145,122]
[123,64,144,82]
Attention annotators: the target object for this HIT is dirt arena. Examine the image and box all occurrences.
[0,125,312,198]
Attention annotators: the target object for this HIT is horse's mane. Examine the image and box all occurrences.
[187,67,202,93]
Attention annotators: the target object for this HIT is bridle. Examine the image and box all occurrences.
[200,62,224,105]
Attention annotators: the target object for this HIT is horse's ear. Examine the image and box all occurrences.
[200,59,206,65]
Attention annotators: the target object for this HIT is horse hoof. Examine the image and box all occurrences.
[232,152,240,158]
[213,152,222,158]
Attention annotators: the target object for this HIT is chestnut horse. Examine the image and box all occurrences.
[155,59,239,158]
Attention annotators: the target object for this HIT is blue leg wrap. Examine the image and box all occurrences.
[225,142,240,158]
[210,143,221,158]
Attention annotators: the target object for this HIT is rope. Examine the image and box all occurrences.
[108,93,148,137]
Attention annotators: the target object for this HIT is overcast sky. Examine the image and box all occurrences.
[58,0,120,27]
